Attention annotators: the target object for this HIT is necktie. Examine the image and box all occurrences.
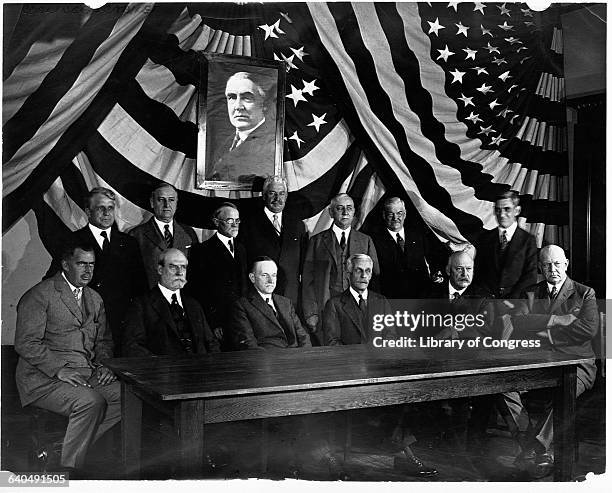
[452,292,461,303]
[100,231,110,253]
[549,286,558,300]
[170,293,184,318]
[73,288,82,307]
[229,134,241,151]
[266,297,278,318]
[500,230,508,252]
[228,239,234,254]
[358,294,367,315]
[272,214,281,235]
[340,231,346,251]
[396,233,405,252]
[164,224,173,248]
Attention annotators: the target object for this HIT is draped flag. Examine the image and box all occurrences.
[3,2,568,268]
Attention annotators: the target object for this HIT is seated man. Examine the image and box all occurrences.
[229,256,311,350]
[499,244,598,477]
[14,241,120,474]
[322,254,437,477]
[123,248,220,356]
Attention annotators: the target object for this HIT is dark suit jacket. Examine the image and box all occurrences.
[474,226,537,299]
[46,225,147,355]
[371,227,447,299]
[229,289,311,350]
[128,218,199,289]
[15,273,112,406]
[237,206,307,308]
[188,234,247,332]
[209,119,276,181]
[302,228,380,321]
[322,289,393,345]
[511,278,598,386]
[123,287,219,357]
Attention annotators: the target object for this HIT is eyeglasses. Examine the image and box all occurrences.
[384,211,405,219]
[167,264,187,274]
[217,218,241,226]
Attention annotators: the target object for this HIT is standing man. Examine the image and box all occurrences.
[498,245,598,477]
[123,248,219,357]
[188,202,247,350]
[237,176,307,309]
[129,183,198,289]
[209,71,277,182]
[371,197,446,299]
[474,191,537,299]
[229,256,311,350]
[15,241,120,474]
[302,193,379,344]
[48,187,147,355]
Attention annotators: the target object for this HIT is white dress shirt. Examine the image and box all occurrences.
[88,223,111,250]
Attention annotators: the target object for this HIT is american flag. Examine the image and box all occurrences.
[3,2,567,310]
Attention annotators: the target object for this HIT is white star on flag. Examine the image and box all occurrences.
[458,93,474,107]
[517,46,528,53]
[520,56,532,64]
[281,53,298,71]
[302,79,319,96]
[259,23,279,40]
[449,68,466,84]
[497,108,514,118]
[521,8,534,17]
[491,135,507,145]
[498,21,514,31]
[427,18,445,36]
[481,24,493,37]
[290,46,308,61]
[498,71,511,82]
[437,45,455,62]
[485,43,500,54]
[498,3,511,17]
[473,2,485,14]
[505,37,521,45]
[476,83,493,95]
[478,125,495,136]
[508,84,518,93]
[463,47,477,60]
[465,112,483,124]
[286,85,307,107]
[471,66,488,75]
[509,114,520,124]
[492,57,507,66]
[307,113,328,132]
[489,99,501,110]
[447,2,460,12]
[288,131,304,148]
[455,22,469,37]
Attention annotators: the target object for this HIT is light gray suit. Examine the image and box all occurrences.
[15,273,120,468]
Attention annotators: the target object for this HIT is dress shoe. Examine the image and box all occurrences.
[394,455,438,477]
[324,454,350,481]
[528,453,554,479]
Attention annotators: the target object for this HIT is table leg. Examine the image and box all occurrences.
[175,400,204,478]
[553,365,577,481]
[121,384,142,479]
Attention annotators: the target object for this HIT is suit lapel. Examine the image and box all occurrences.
[143,218,165,249]
[54,275,83,323]
[341,291,366,340]
[551,278,574,314]
[151,288,179,338]
[250,292,281,328]
[321,229,337,267]
[272,294,295,345]
[213,234,235,262]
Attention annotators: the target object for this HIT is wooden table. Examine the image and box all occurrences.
[105,345,587,481]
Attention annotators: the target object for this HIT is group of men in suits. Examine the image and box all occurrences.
[13,181,599,479]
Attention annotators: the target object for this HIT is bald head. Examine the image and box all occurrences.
[446,251,474,290]
[539,244,568,286]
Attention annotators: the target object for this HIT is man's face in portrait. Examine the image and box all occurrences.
[225,74,266,132]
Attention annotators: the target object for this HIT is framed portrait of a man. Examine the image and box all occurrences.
[196,54,286,190]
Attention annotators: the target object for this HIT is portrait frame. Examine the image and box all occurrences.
[196,54,286,191]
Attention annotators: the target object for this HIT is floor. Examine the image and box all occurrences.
[1,381,605,482]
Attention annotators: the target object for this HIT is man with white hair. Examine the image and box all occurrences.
[237,175,307,308]
[499,244,598,478]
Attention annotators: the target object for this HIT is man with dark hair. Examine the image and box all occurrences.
[237,176,307,309]
[47,187,147,355]
[123,248,219,356]
[209,71,277,181]
[371,196,447,299]
[129,183,198,289]
[229,256,310,350]
[302,193,379,345]
[15,241,120,474]
[474,190,537,299]
[188,202,247,350]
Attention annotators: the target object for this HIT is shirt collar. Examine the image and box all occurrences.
[498,221,518,241]
[216,231,235,255]
[349,286,368,304]
[236,117,265,142]
[62,273,81,294]
[332,224,351,243]
[448,281,467,299]
[154,217,173,236]
[263,207,282,225]
[158,283,182,306]
[256,289,274,305]
[88,223,111,245]
[546,276,567,292]
[387,227,405,241]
